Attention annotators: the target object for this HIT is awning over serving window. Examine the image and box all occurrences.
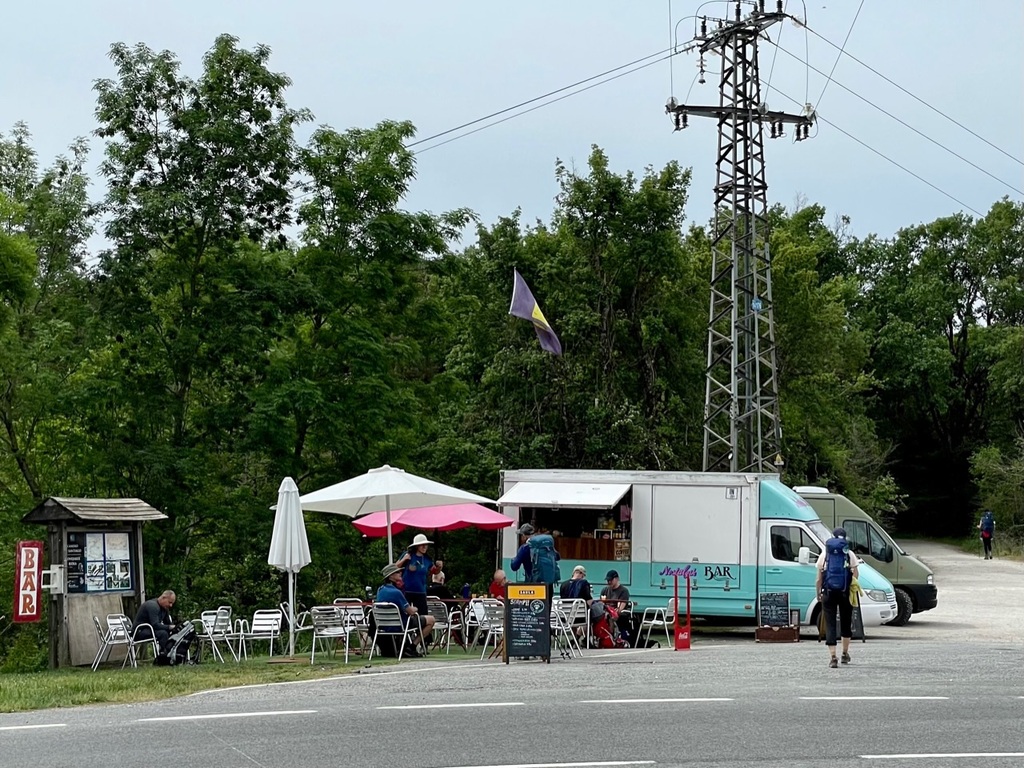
[497,482,631,509]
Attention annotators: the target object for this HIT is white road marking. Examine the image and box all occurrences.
[861,753,1024,760]
[801,696,948,701]
[579,697,733,704]
[137,709,315,722]
[0,723,67,731]
[441,762,655,768]
[378,702,524,710]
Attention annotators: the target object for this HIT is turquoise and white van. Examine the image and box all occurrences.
[498,469,898,627]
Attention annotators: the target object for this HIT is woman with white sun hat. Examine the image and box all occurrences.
[397,532,441,618]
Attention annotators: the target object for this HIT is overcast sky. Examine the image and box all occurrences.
[3,1,1022,245]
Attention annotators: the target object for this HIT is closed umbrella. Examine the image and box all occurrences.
[298,465,496,562]
[267,476,311,658]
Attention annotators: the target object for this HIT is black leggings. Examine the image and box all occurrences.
[982,535,993,558]
[823,592,853,647]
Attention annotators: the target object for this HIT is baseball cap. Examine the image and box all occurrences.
[605,570,619,581]
[832,526,847,538]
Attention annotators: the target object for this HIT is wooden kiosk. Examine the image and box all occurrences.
[21,497,167,668]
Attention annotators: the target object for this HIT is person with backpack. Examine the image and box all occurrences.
[510,524,561,584]
[815,527,860,669]
[978,510,996,559]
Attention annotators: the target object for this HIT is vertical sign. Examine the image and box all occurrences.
[503,583,551,664]
[13,540,44,623]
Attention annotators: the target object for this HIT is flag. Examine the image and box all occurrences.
[509,269,562,355]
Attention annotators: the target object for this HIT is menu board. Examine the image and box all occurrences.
[758,592,791,627]
[503,584,551,664]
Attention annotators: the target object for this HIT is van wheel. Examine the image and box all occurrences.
[886,588,913,626]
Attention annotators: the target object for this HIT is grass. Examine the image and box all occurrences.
[0,644,487,714]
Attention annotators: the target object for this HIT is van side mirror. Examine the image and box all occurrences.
[883,545,894,563]
[797,546,811,565]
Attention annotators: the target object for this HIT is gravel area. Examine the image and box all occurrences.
[866,539,1024,644]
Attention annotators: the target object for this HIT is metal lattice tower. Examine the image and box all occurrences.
[666,0,814,473]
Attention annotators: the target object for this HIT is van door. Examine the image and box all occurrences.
[758,521,821,622]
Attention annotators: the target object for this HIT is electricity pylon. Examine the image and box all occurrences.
[666,0,815,473]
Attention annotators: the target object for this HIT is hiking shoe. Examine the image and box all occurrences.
[841,652,851,664]
[829,657,838,668]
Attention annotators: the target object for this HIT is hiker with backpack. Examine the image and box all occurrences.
[978,510,995,560]
[510,523,561,585]
[816,527,860,669]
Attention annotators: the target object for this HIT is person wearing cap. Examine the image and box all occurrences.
[599,570,633,644]
[397,532,441,619]
[815,526,860,668]
[509,523,537,581]
[376,562,435,658]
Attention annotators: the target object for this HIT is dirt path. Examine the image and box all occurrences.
[868,539,1024,644]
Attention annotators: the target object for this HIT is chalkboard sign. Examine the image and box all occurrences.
[503,583,551,664]
[758,592,791,627]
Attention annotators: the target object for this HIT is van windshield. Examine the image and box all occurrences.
[807,519,832,545]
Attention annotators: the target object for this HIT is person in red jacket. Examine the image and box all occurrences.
[488,569,508,599]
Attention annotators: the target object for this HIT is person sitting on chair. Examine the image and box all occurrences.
[377,563,435,657]
[133,590,176,654]
[488,569,508,599]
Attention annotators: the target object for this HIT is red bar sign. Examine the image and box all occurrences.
[13,540,44,623]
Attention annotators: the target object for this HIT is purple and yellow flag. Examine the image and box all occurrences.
[509,269,562,355]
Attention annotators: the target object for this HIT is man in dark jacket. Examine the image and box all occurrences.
[134,590,176,654]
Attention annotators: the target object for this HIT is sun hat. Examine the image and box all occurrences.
[518,523,535,536]
[381,563,402,579]
[832,526,847,539]
[605,570,619,581]
[408,533,434,548]
[572,564,586,577]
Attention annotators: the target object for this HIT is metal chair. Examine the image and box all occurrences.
[550,601,583,658]
[469,599,505,659]
[425,597,453,654]
[639,598,676,646]
[237,609,283,659]
[333,598,371,654]
[310,606,359,664]
[554,598,590,649]
[193,606,240,662]
[93,614,157,669]
[367,602,422,661]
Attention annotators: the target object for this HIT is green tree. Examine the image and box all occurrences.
[89,36,309,606]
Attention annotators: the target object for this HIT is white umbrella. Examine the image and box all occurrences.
[298,464,496,562]
[268,476,311,658]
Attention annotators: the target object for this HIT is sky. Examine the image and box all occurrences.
[2,0,1022,248]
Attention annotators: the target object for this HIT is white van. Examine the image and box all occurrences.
[498,469,898,628]
[795,486,937,626]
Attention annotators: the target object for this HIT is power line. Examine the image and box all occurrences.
[770,42,1023,196]
[764,82,985,217]
[815,0,864,111]
[802,22,1023,167]
[406,46,676,149]
[413,55,672,156]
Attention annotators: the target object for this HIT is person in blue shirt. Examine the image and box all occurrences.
[377,562,435,657]
[397,533,440,618]
[510,523,536,580]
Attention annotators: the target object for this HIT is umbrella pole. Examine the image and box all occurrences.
[288,571,296,658]
[386,497,394,563]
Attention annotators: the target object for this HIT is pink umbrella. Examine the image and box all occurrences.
[351,503,513,537]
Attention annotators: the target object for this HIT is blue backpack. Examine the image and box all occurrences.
[528,534,561,585]
[822,537,852,593]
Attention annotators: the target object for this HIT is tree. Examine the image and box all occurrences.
[89,36,309,601]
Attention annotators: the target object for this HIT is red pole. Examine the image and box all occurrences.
[674,572,691,650]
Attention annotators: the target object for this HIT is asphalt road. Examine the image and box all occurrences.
[2,541,1022,768]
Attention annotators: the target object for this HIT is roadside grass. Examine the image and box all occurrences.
[0,645,485,714]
